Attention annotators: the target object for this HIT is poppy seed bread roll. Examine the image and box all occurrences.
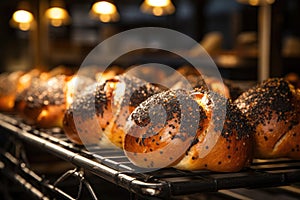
[174,93,253,172]
[20,75,69,127]
[19,75,93,128]
[124,89,253,172]
[63,75,162,146]
[235,78,300,159]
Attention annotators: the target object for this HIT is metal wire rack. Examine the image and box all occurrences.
[0,113,300,199]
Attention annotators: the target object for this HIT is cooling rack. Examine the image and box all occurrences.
[0,113,300,199]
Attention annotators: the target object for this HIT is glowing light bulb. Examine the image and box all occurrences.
[51,19,63,27]
[45,7,70,27]
[12,10,34,24]
[153,7,163,16]
[99,15,111,23]
[249,0,259,6]
[19,22,31,31]
[237,0,275,6]
[140,0,175,16]
[90,1,119,22]
[92,1,117,15]
[146,0,170,7]
[46,7,68,20]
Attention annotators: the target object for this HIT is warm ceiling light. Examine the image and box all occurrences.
[92,1,116,15]
[18,22,31,31]
[12,10,34,24]
[140,0,175,16]
[237,0,275,6]
[146,0,170,7]
[10,1,34,31]
[90,1,119,22]
[45,0,70,27]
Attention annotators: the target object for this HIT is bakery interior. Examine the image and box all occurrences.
[0,0,300,199]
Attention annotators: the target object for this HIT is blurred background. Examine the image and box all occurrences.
[0,0,300,80]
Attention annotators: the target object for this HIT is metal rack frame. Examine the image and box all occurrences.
[0,113,300,199]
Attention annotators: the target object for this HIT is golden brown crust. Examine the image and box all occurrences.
[63,110,103,145]
[124,89,253,172]
[175,100,253,172]
[63,75,162,147]
[235,78,300,159]
[23,104,66,128]
[20,75,69,127]
[65,75,95,109]
[0,71,25,112]
[124,90,203,168]
[16,69,41,93]
[14,77,45,116]
[0,68,71,113]
[16,75,94,129]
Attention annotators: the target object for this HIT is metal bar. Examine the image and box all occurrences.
[218,190,253,200]
[0,161,49,200]
[258,4,272,82]
[52,168,98,200]
[279,186,300,195]
[0,116,169,198]
[1,114,300,198]
[0,151,75,200]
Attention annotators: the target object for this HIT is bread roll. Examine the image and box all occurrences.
[20,75,69,127]
[235,78,300,159]
[63,74,162,146]
[63,83,101,145]
[0,71,24,112]
[0,69,42,113]
[14,68,63,114]
[19,75,93,128]
[14,76,44,116]
[124,89,253,172]
[170,66,230,98]
[285,73,300,89]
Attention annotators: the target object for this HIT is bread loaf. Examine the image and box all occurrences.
[17,75,94,128]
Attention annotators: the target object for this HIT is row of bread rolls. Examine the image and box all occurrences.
[0,67,72,113]
[63,66,231,147]
[1,66,299,172]
[0,65,228,128]
[124,77,300,171]
[124,89,253,171]
[65,75,300,171]
[62,67,252,172]
[0,66,123,127]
